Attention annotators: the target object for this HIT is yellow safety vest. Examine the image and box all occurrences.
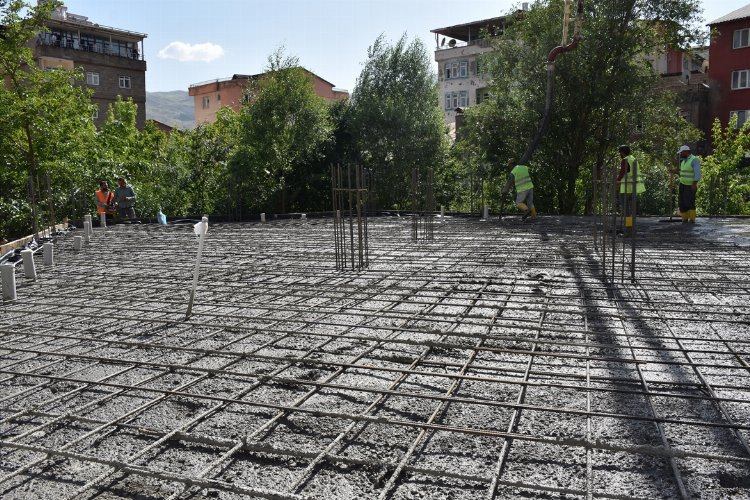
[680,155,696,186]
[620,155,645,194]
[511,164,533,192]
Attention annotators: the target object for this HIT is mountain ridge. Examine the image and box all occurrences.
[146,90,194,130]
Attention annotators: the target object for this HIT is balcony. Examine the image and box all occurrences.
[435,38,493,52]
[36,32,143,62]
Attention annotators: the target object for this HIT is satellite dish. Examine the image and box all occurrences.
[448,39,456,47]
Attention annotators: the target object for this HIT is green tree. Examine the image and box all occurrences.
[349,33,448,210]
[462,0,703,214]
[231,49,333,214]
[0,0,96,240]
[699,117,750,215]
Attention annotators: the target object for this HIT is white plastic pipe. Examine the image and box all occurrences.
[301,213,307,221]
[440,205,445,218]
[483,206,489,220]
[43,242,54,266]
[84,214,93,235]
[73,235,83,251]
[100,212,106,228]
[186,216,209,319]
[84,221,91,243]
[21,249,36,280]
[336,210,341,221]
[260,213,266,223]
[1,264,16,301]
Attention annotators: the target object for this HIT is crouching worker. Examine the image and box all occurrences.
[616,144,645,233]
[501,159,536,220]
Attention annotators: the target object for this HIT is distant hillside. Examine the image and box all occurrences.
[146,90,194,130]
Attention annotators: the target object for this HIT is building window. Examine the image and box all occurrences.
[731,69,750,89]
[445,60,469,80]
[119,75,131,89]
[445,91,468,110]
[86,72,99,86]
[459,90,468,107]
[92,106,99,120]
[730,110,749,128]
[202,96,210,109]
[476,89,490,104]
[734,28,750,49]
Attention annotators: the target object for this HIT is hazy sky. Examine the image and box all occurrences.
[56,0,750,93]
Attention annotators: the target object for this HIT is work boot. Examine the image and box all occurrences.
[517,202,528,211]
[530,207,537,220]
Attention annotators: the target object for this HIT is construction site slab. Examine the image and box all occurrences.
[1,215,749,499]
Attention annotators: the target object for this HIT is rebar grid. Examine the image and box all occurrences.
[1,216,749,499]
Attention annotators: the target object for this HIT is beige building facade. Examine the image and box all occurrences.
[432,16,510,136]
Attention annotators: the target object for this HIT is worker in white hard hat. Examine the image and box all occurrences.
[672,145,701,223]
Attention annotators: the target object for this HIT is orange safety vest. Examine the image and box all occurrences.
[96,189,114,214]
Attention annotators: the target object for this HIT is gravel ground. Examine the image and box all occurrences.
[0,214,748,499]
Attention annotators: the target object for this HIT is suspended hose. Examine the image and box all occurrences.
[519,0,584,165]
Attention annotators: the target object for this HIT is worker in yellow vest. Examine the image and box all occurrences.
[672,145,701,223]
[501,159,537,220]
[615,144,645,232]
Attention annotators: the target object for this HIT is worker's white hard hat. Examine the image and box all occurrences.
[677,145,691,154]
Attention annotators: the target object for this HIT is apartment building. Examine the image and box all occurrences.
[33,2,147,128]
[431,15,510,135]
[188,70,349,125]
[708,4,750,130]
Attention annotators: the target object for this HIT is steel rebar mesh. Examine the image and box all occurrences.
[0,216,748,499]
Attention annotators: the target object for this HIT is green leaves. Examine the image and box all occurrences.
[349,33,447,209]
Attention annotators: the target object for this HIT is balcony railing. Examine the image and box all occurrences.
[36,32,142,61]
[436,38,493,51]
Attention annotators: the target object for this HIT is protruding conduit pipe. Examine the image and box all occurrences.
[1,264,16,301]
[185,216,209,320]
[21,250,36,280]
[519,0,584,166]
[43,242,53,266]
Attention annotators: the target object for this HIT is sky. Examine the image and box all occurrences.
[55,0,750,94]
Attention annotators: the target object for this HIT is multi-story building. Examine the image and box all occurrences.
[708,4,750,130]
[650,47,712,153]
[33,2,147,128]
[431,15,510,136]
[188,70,349,125]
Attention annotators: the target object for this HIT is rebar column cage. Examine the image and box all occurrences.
[410,167,436,242]
[332,163,369,270]
[592,158,639,284]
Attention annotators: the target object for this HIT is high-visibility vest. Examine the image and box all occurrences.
[680,154,697,185]
[620,155,645,194]
[96,189,113,214]
[511,164,533,192]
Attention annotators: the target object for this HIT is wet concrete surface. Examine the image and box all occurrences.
[0,215,748,499]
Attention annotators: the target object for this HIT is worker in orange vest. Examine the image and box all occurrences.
[95,180,115,216]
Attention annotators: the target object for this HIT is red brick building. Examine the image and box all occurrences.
[708,4,750,129]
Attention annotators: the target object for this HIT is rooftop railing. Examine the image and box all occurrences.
[36,32,143,61]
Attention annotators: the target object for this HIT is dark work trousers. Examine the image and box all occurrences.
[620,193,636,217]
[679,183,696,213]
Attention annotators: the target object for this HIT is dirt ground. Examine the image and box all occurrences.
[0,214,748,499]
